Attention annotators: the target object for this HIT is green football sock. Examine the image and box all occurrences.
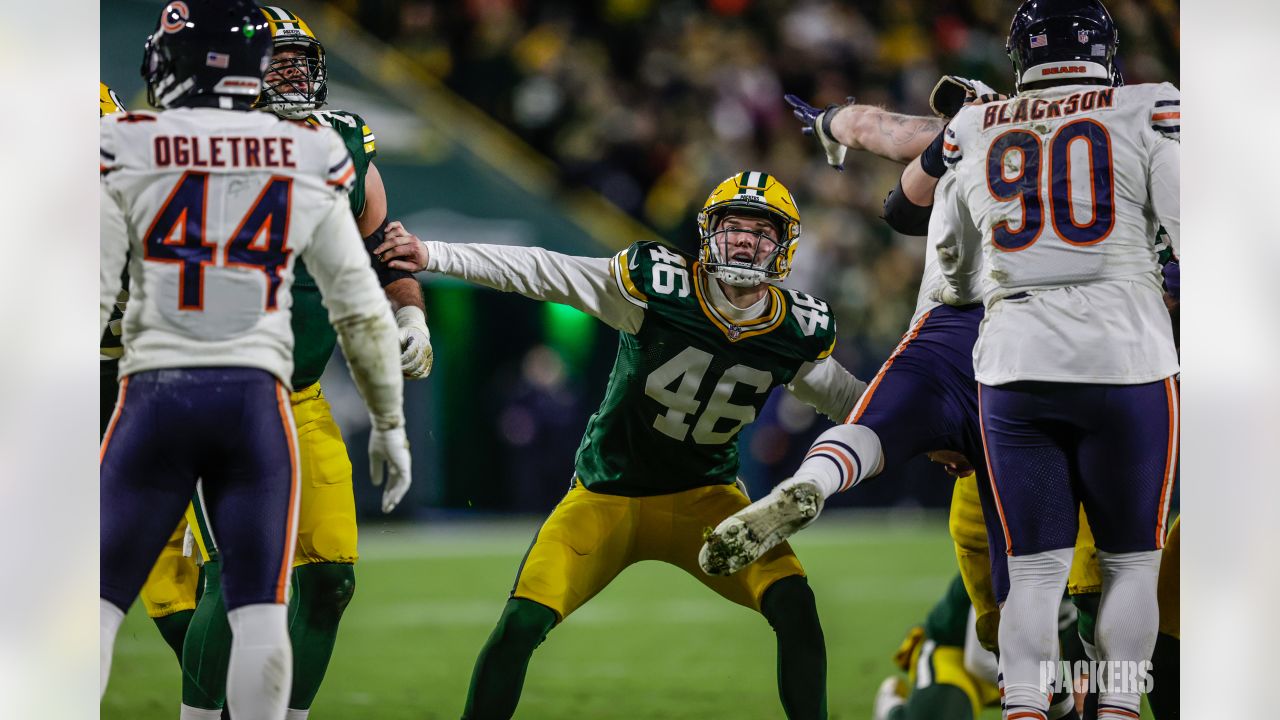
[888,684,973,720]
[1072,591,1101,653]
[287,562,356,709]
[761,575,828,720]
[462,597,557,720]
[151,609,195,665]
[182,559,231,710]
[1146,632,1179,719]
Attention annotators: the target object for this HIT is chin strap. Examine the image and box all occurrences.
[707,264,766,288]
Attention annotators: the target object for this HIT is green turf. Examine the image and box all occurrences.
[100,511,1132,719]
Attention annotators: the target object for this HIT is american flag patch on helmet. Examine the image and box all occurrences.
[1030,33,1048,48]
[206,52,230,69]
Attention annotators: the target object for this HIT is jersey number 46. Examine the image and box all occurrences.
[644,346,772,445]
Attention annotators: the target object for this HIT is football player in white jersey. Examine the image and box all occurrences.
[99,2,410,718]
[931,2,1179,719]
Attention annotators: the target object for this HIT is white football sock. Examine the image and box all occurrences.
[226,603,292,720]
[792,424,883,497]
[1095,549,1162,718]
[999,547,1073,719]
[285,710,311,720]
[100,598,125,699]
[180,705,224,719]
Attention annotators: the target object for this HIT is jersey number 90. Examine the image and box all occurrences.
[986,119,1115,251]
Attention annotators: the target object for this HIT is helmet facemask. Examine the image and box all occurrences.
[260,38,326,118]
[699,209,789,288]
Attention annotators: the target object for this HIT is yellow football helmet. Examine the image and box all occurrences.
[697,171,802,287]
[258,6,327,118]
[99,82,126,117]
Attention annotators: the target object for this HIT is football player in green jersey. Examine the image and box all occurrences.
[377,171,869,718]
[166,8,433,719]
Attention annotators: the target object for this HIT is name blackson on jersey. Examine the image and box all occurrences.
[936,82,1180,385]
[422,239,865,496]
[100,107,383,387]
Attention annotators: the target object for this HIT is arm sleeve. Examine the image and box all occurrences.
[1146,83,1180,255]
[1148,138,1179,257]
[882,179,934,236]
[933,173,986,303]
[425,241,645,334]
[303,195,404,429]
[786,358,867,423]
[100,185,130,335]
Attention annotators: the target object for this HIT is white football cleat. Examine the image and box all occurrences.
[699,477,824,576]
[872,676,907,720]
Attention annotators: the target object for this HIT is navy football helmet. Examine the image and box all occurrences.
[141,0,272,109]
[1006,0,1120,91]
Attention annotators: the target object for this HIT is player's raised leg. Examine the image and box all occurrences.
[703,306,983,577]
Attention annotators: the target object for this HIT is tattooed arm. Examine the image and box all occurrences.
[826,106,945,164]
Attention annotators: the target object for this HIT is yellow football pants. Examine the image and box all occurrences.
[514,480,806,620]
[897,629,1001,718]
[138,518,199,618]
[138,382,358,617]
[1157,516,1180,638]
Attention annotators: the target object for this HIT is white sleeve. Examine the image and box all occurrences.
[933,173,985,302]
[786,358,867,423]
[100,185,130,335]
[1146,83,1180,256]
[1148,135,1180,258]
[303,195,404,429]
[425,241,644,334]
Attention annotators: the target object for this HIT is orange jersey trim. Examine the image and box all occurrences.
[100,376,131,463]
[274,382,300,604]
[846,311,931,423]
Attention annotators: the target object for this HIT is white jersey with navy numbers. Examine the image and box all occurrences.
[100,107,385,386]
[937,82,1180,385]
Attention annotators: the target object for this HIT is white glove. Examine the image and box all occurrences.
[395,306,433,380]
[930,284,974,307]
[369,425,412,513]
[812,110,848,171]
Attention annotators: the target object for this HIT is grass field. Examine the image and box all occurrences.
[101,512,1017,719]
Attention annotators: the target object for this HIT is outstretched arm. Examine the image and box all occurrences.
[828,106,946,164]
[376,226,644,334]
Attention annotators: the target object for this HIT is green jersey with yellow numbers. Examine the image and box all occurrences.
[575,240,838,496]
[288,109,378,389]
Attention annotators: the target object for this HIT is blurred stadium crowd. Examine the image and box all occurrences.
[339,0,1178,373]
